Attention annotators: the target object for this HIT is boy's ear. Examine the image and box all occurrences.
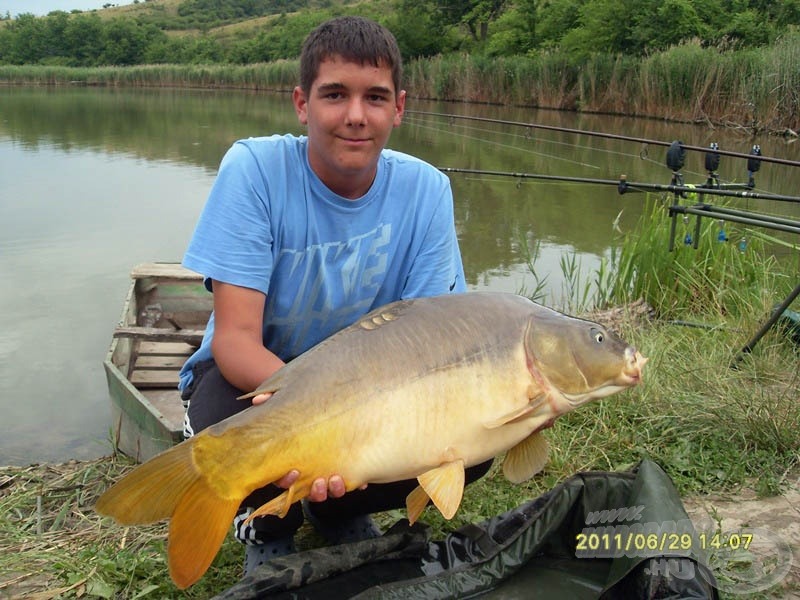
[394,89,406,128]
[293,86,309,125]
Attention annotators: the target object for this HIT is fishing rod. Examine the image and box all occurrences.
[409,110,800,169]
[428,112,800,362]
[437,167,800,205]
[441,164,800,362]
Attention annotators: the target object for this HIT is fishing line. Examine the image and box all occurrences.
[403,115,600,170]
[407,110,800,169]
[405,113,617,169]
[406,113,745,184]
[408,112,654,170]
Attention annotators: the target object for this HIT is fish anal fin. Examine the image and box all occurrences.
[405,485,430,525]
[168,478,240,589]
[503,432,550,484]
[417,459,465,520]
[245,484,299,523]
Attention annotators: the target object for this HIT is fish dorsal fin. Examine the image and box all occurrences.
[245,483,299,522]
[417,459,465,520]
[405,485,431,525]
[503,432,550,484]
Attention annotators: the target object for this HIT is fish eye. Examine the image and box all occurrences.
[591,328,604,343]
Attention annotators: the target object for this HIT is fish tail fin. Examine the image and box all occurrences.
[95,441,198,524]
[168,479,240,589]
[96,440,243,588]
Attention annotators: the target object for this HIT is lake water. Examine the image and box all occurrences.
[1,86,797,465]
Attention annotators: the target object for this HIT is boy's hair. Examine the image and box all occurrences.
[299,16,403,95]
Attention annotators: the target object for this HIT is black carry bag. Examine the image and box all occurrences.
[215,459,718,600]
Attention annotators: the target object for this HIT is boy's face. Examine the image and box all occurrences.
[293,55,406,199]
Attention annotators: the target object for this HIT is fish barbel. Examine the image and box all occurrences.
[95,292,647,588]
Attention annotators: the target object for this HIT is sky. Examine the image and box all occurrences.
[1,0,133,17]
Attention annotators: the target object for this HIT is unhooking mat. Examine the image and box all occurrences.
[214,459,719,599]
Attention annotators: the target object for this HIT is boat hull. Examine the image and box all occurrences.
[104,263,210,462]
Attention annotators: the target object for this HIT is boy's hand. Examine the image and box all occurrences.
[276,471,348,501]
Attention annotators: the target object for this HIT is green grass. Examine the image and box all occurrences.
[2,201,798,597]
[2,318,797,597]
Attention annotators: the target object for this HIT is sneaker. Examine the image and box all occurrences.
[243,536,297,577]
[302,501,382,545]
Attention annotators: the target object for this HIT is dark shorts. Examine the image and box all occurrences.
[181,359,493,543]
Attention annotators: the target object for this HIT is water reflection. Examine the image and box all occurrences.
[1,86,797,464]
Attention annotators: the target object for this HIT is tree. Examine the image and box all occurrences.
[535,0,583,49]
[485,0,538,55]
[559,0,640,56]
[2,14,47,63]
[631,0,709,51]
[436,0,508,41]
[63,14,104,66]
[100,18,163,65]
[388,3,457,58]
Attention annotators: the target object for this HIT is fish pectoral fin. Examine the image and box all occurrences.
[405,485,430,525]
[417,459,465,520]
[502,432,550,484]
[237,371,286,400]
[484,405,536,429]
[237,384,279,401]
[245,484,299,523]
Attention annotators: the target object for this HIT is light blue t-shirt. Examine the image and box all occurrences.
[178,134,465,390]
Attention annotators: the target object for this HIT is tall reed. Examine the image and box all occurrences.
[0,61,300,90]
[2,33,797,129]
[609,195,787,320]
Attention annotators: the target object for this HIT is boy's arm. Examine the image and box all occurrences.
[211,280,284,393]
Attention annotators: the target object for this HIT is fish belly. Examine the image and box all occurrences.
[334,352,545,485]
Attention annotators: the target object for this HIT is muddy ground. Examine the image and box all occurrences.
[682,471,799,598]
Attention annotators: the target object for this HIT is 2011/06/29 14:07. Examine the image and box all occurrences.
[575,530,754,556]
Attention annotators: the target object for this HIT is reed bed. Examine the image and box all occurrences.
[0,456,243,598]
[2,33,798,130]
[0,61,300,91]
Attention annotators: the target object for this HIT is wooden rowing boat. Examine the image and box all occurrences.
[103,263,211,462]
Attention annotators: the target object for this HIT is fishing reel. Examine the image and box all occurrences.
[747,144,761,188]
[666,140,686,192]
[705,142,720,188]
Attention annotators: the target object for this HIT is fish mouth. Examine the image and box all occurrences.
[546,347,648,408]
[619,347,647,385]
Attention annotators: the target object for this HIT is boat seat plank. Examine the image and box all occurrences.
[130,370,180,388]
[138,341,196,356]
[135,355,187,369]
[142,389,185,430]
[114,326,204,345]
[131,263,203,280]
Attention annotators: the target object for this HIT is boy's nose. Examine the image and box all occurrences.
[345,99,366,126]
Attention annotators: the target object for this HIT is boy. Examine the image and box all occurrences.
[178,15,491,575]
